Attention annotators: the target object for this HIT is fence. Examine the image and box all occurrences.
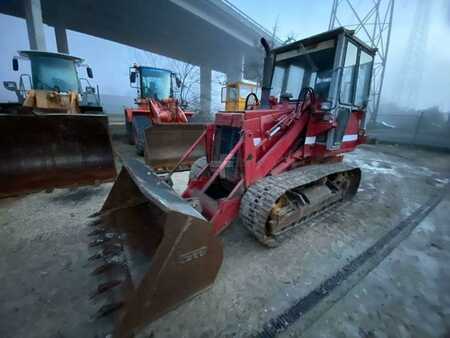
[368,112,450,150]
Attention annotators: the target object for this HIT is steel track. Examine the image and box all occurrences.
[240,162,361,247]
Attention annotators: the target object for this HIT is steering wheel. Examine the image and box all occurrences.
[244,93,259,110]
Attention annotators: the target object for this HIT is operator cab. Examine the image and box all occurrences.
[221,80,259,111]
[4,50,99,107]
[129,66,181,101]
[269,27,376,149]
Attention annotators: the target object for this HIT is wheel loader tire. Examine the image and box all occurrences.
[132,115,151,156]
[189,156,207,181]
[124,111,134,145]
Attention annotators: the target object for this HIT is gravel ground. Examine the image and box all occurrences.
[0,132,449,338]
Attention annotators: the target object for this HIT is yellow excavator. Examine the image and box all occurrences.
[0,51,116,198]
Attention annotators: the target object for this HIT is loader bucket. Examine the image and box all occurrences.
[144,123,205,172]
[87,159,222,338]
[0,113,116,198]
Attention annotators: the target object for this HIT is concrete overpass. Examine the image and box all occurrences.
[0,0,280,113]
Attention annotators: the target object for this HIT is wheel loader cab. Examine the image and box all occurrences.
[7,51,102,111]
[25,51,81,93]
[268,28,375,149]
[129,66,175,101]
[221,81,258,111]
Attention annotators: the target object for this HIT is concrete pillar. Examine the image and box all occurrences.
[226,55,244,83]
[226,69,242,84]
[55,25,69,54]
[200,65,212,116]
[24,0,47,51]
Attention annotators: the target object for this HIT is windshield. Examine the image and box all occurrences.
[140,68,171,100]
[272,41,336,101]
[29,55,80,92]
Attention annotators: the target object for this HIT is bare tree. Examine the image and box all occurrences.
[169,60,201,111]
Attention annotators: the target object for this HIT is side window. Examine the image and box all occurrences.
[271,66,285,99]
[339,42,358,105]
[227,87,238,102]
[285,65,304,99]
[314,69,333,101]
[239,85,254,99]
[354,51,373,106]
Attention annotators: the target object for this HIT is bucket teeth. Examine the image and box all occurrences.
[87,252,103,262]
[89,280,122,299]
[87,244,123,262]
[88,218,102,227]
[88,238,112,247]
[94,302,124,319]
[88,233,119,247]
[91,262,123,275]
[88,228,106,237]
[89,211,101,218]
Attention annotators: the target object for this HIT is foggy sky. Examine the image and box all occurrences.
[0,0,449,112]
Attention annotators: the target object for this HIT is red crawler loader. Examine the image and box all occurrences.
[88,28,375,338]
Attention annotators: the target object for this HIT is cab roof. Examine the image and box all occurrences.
[133,65,173,74]
[18,50,84,63]
[272,27,377,56]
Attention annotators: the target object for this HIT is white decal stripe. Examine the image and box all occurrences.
[342,134,358,142]
[253,137,262,146]
[305,136,316,145]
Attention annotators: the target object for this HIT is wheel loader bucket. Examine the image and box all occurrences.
[87,159,223,338]
[144,123,206,173]
[0,113,116,198]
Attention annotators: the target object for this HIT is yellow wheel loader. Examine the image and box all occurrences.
[0,51,116,198]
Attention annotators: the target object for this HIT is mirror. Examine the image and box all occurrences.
[129,71,137,83]
[175,76,182,88]
[86,67,93,79]
[3,81,18,92]
[12,58,18,71]
[85,86,95,94]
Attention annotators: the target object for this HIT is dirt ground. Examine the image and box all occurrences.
[0,129,449,338]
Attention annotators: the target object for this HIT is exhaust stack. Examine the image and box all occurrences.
[260,38,274,109]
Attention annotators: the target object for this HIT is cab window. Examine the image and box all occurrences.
[239,84,256,99]
[340,41,358,105]
[354,51,373,106]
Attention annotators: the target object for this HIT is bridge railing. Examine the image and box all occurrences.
[220,0,282,44]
